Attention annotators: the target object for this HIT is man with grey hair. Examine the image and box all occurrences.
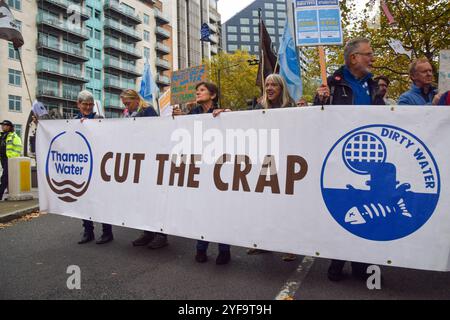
[314,38,384,282]
[75,90,114,245]
[398,58,439,105]
[314,37,385,106]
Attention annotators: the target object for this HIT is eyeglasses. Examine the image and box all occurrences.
[354,52,374,58]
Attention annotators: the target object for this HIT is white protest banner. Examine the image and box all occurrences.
[438,50,450,92]
[37,106,450,271]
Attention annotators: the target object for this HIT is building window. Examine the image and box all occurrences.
[86,5,93,16]
[228,44,237,51]
[240,26,250,33]
[265,3,274,9]
[241,45,251,52]
[227,34,237,41]
[94,29,101,40]
[95,10,101,20]
[144,47,150,59]
[254,35,259,42]
[241,35,250,42]
[266,11,274,18]
[278,19,286,27]
[87,26,93,37]
[240,18,249,24]
[227,26,237,33]
[14,20,21,31]
[8,42,20,60]
[86,66,93,79]
[278,12,286,19]
[8,68,21,86]
[144,30,150,41]
[95,49,101,60]
[14,124,22,140]
[267,27,275,35]
[94,69,101,80]
[266,19,275,26]
[144,14,149,25]
[8,95,21,112]
[94,89,102,100]
[277,4,286,11]
[253,27,259,34]
[252,10,258,17]
[86,46,93,58]
[7,0,21,11]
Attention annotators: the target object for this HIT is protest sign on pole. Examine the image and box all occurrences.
[438,50,450,92]
[170,65,207,105]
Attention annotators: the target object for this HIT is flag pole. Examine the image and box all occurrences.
[318,46,327,85]
[258,8,264,93]
[17,49,34,157]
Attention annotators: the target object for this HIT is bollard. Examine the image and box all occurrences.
[7,157,33,201]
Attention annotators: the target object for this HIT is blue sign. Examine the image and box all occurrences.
[295,2,343,46]
[321,125,440,241]
[201,23,211,42]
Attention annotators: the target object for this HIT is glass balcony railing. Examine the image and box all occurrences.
[43,0,91,18]
[209,34,219,44]
[37,38,87,59]
[154,9,170,25]
[104,0,141,23]
[104,19,142,40]
[155,26,170,39]
[104,38,141,57]
[104,97,123,109]
[156,42,170,54]
[36,59,86,81]
[157,74,170,84]
[36,85,79,101]
[37,12,89,39]
[156,58,171,69]
[104,57,137,73]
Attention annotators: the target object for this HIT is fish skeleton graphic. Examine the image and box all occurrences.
[345,198,412,225]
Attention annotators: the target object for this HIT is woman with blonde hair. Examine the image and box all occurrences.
[257,74,296,109]
[120,89,158,117]
[120,89,168,249]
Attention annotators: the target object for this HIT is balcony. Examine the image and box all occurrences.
[210,44,218,55]
[104,19,142,42]
[37,39,88,62]
[36,86,78,103]
[156,74,170,85]
[40,0,90,20]
[155,26,170,39]
[208,23,218,34]
[37,12,89,40]
[209,34,219,44]
[104,97,123,110]
[36,60,88,83]
[104,57,140,77]
[155,42,170,54]
[209,9,220,23]
[104,0,141,24]
[156,58,171,70]
[104,77,136,91]
[154,9,170,25]
[104,38,142,59]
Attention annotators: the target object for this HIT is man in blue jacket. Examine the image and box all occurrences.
[398,58,439,105]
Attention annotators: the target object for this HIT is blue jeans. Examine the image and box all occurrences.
[197,240,230,252]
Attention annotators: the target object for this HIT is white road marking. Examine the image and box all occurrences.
[275,256,315,300]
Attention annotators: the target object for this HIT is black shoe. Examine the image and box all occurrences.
[132,231,155,246]
[216,251,231,265]
[195,250,208,263]
[148,234,168,249]
[96,233,114,244]
[328,261,345,282]
[78,231,94,244]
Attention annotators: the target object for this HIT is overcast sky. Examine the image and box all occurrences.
[217,0,254,23]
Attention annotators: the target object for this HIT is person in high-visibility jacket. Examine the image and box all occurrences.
[0,120,23,200]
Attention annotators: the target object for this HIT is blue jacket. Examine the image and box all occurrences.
[398,84,438,105]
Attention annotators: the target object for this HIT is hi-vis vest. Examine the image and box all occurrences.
[5,131,22,159]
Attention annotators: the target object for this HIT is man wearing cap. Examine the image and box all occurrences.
[0,120,23,200]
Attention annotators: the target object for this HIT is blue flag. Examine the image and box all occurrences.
[278,20,302,102]
[139,60,159,103]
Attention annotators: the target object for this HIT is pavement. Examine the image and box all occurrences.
[0,189,39,223]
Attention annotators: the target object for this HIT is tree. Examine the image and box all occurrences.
[205,50,260,110]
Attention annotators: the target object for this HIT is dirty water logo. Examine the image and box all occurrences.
[321,125,440,241]
[46,131,93,203]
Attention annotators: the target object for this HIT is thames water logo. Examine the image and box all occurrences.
[321,125,440,241]
[46,131,93,203]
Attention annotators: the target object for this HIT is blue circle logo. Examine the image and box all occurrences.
[321,125,440,241]
[45,131,93,203]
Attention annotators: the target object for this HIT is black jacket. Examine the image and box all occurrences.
[313,66,385,106]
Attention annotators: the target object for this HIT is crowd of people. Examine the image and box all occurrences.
[1,37,449,281]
